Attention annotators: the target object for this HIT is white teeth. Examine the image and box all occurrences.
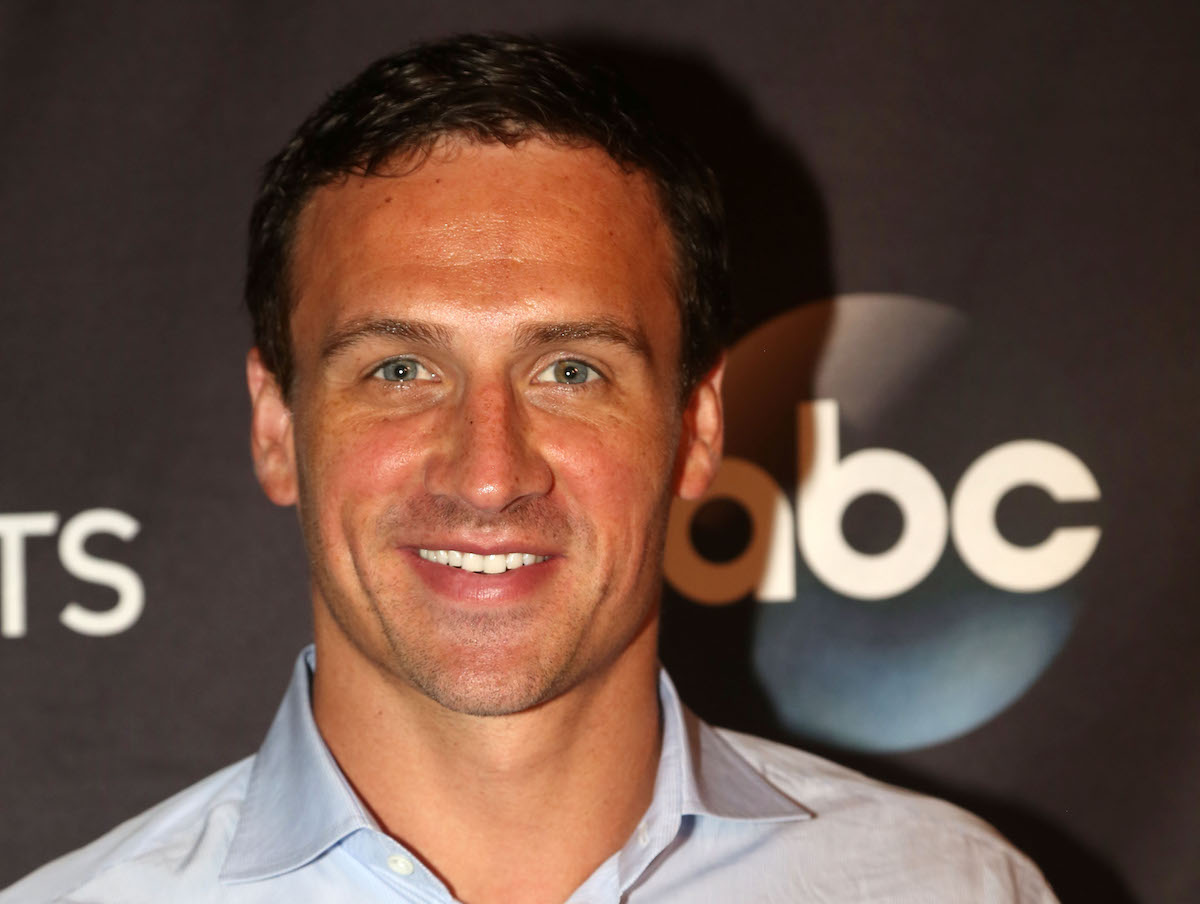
[418,548,548,572]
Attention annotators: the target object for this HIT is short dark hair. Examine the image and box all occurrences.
[245,33,731,395]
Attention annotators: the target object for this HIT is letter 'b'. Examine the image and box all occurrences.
[797,401,948,600]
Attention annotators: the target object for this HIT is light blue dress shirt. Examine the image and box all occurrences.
[3,647,1057,902]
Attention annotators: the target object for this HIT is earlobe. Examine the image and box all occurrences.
[676,356,726,500]
[247,348,299,506]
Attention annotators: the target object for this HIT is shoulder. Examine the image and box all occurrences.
[0,757,254,904]
[713,727,1058,902]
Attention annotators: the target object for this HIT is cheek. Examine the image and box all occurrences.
[543,413,678,533]
[300,413,434,522]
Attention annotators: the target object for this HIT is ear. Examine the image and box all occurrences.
[247,348,298,506]
[675,355,726,500]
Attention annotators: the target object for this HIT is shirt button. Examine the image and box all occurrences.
[636,822,650,846]
[387,854,415,875]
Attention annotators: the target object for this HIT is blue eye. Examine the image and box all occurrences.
[373,358,434,382]
[535,360,600,385]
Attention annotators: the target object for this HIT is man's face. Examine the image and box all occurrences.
[249,138,722,716]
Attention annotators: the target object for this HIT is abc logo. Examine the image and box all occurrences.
[666,398,1101,603]
[664,296,1102,752]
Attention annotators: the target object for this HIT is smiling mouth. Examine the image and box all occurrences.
[417,548,550,574]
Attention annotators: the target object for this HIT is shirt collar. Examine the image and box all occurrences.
[220,647,812,883]
[658,669,813,823]
[220,646,374,882]
[609,671,812,896]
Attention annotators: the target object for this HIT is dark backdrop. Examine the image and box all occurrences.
[1,3,1197,902]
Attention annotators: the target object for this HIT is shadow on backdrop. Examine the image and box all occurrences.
[560,33,1136,904]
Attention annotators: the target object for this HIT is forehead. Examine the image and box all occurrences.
[288,138,678,340]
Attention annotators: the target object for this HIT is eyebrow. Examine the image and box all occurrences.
[513,317,652,360]
[321,318,453,361]
[321,315,652,362]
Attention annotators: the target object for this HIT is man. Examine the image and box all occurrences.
[3,34,1057,903]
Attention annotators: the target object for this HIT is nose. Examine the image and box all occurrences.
[423,380,554,513]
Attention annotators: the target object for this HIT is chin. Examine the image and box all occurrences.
[405,660,569,717]
[375,588,598,717]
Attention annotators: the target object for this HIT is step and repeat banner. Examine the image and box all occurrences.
[1,3,1196,901]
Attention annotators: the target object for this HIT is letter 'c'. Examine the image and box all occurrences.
[951,441,1101,593]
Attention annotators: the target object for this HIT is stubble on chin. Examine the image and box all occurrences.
[384,599,595,717]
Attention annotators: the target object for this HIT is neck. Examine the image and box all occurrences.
[311,618,662,904]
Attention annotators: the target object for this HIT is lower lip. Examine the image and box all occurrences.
[407,549,559,605]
